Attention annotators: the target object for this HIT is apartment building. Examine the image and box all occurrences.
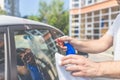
[0,0,20,16]
[69,0,120,40]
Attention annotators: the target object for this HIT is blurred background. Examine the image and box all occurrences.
[0,0,120,79]
[0,0,118,59]
[0,0,69,35]
[0,0,119,40]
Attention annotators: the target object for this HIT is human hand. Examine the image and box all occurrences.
[61,55,101,77]
[55,36,77,51]
[55,36,70,51]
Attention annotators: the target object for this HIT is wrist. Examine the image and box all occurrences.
[95,62,103,77]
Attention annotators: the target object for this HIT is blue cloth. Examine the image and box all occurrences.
[27,64,44,80]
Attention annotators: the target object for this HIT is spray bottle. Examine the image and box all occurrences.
[64,41,76,55]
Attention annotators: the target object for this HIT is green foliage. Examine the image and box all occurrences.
[28,15,39,21]
[0,7,6,15]
[28,0,69,35]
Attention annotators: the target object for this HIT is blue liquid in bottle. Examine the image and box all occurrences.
[64,41,76,55]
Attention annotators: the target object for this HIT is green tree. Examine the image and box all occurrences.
[28,15,39,21]
[28,0,69,35]
[0,7,6,15]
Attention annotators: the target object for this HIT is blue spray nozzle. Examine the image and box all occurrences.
[64,41,76,55]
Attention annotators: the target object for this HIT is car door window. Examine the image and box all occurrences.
[0,33,5,80]
[14,29,58,80]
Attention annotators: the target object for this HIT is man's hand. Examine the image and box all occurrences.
[61,55,101,77]
[55,36,79,51]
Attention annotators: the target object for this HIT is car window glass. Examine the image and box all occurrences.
[14,29,58,80]
[0,33,5,80]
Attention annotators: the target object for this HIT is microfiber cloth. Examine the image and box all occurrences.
[55,53,91,80]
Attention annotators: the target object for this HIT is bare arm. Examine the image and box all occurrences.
[73,34,113,53]
[98,61,120,78]
[56,34,113,53]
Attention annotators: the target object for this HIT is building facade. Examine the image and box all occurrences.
[69,0,120,40]
[0,0,20,16]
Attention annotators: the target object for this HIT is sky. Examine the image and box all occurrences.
[20,0,69,17]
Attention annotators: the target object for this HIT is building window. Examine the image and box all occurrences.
[74,26,79,29]
[73,35,79,38]
[74,30,79,33]
[88,0,92,4]
[94,35,99,39]
[73,3,79,8]
[72,15,79,18]
[87,35,92,39]
[72,0,79,2]
[75,20,79,22]
[81,0,86,7]
[94,0,98,3]
[94,30,99,33]
[72,20,79,23]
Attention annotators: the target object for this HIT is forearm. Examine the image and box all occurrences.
[71,39,109,53]
[70,34,113,53]
[98,61,120,78]
[56,35,112,53]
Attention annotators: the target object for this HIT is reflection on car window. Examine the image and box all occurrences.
[14,29,58,80]
[0,33,4,80]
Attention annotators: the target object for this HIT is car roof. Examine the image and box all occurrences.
[0,15,64,34]
[0,15,48,26]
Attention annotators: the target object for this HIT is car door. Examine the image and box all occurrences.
[0,27,11,80]
[9,24,64,80]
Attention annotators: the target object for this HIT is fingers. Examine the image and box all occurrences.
[61,55,85,62]
[66,64,85,71]
[65,65,87,77]
[62,55,81,60]
[55,36,72,42]
[56,42,67,51]
[55,36,72,51]
[61,55,86,66]
[61,58,79,66]
[72,71,87,77]
[55,36,72,46]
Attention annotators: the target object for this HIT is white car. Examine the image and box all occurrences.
[0,15,65,80]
